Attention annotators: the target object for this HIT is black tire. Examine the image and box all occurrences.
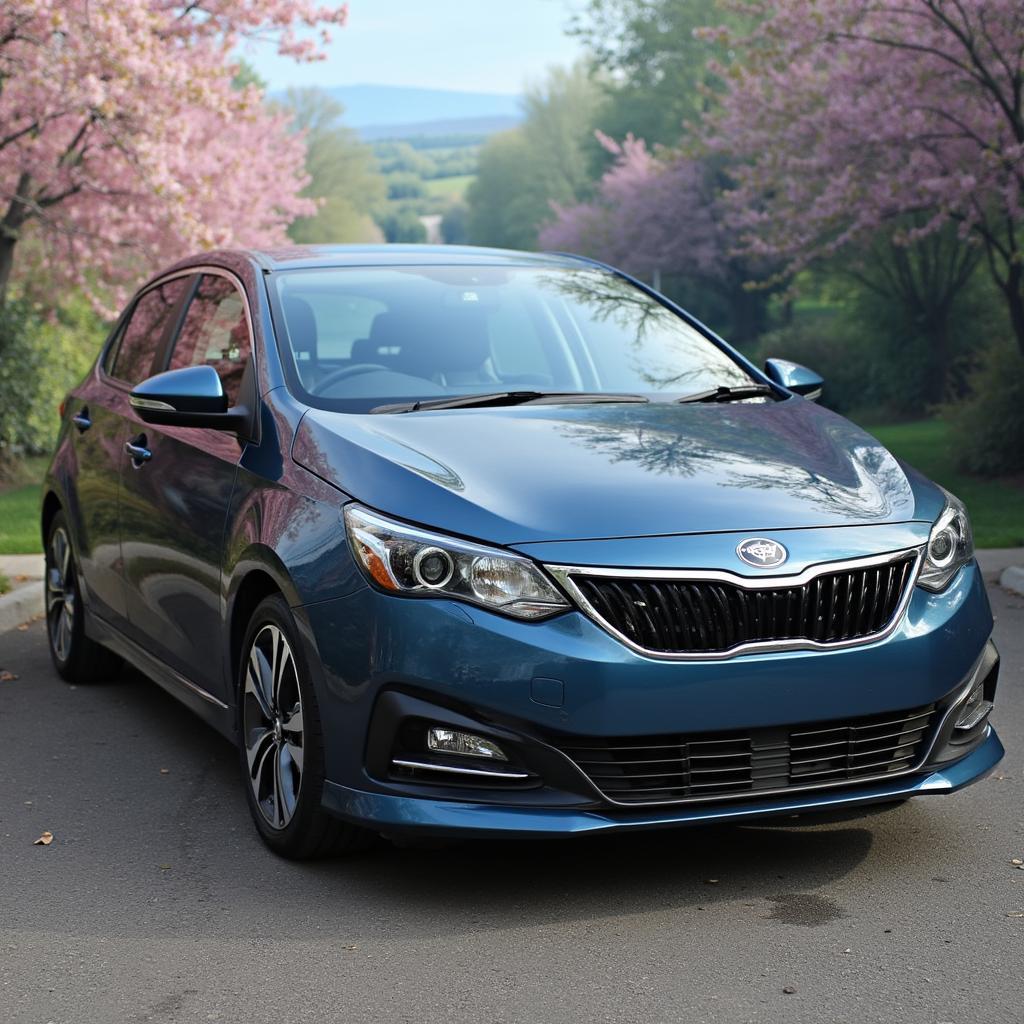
[237,594,374,859]
[45,510,123,684]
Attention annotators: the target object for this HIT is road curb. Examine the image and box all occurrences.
[0,581,44,635]
[1000,566,1024,598]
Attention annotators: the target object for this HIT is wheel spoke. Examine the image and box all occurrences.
[281,704,303,736]
[47,570,64,612]
[56,608,71,660]
[251,735,276,805]
[268,626,280,703]
[285,738,304,774]
[60,533,71,580]
[255,644,277,713]
[277,743,297,823]
[245,649,274,721]
[272,744,286,827]
[245,725,274,774]
[272,628,293,709]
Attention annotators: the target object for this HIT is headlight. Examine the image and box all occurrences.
[918,491,974,592]
[343,504,569,620]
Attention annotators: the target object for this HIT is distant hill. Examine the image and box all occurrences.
[359,114,521,142]
[321,84,522,130]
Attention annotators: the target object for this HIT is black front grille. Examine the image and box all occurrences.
[560,704,936,805]
[570,553,917,655]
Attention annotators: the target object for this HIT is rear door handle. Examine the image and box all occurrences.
[72,408,91,433]
[125,437,152,464]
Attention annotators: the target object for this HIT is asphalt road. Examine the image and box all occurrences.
[1,583,1021,1024]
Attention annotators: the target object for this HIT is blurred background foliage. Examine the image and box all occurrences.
[0,296,101,472]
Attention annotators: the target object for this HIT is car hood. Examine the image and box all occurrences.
[292,398,943,546]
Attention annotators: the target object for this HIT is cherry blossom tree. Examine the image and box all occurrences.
[540,134,775,340]
[0,1,348,312]
[702,0,1024,353]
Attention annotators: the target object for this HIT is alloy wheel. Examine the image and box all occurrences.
[242,624,305,830]
[46,527,75,663]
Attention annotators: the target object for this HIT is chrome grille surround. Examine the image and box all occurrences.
[546,547,923,661]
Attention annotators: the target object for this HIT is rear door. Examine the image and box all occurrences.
[64,276,192,628]
[119,270,255,702]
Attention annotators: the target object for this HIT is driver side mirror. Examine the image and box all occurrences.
[764,358,824,402]
[130,365,249,430]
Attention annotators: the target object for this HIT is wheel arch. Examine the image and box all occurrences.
[226,546,305,701]
[41,489,63,548]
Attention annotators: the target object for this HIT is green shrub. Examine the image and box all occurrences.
[0,295,103,472]
[748,319,874,415]
[946,343,1024,476]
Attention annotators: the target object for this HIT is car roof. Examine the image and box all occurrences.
[243,244,591,272]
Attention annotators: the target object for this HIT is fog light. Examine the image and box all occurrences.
[427,727,508,760]
[954,684,993,731]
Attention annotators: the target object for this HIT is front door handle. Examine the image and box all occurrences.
[72,408,91,433]
[125,436,152,464]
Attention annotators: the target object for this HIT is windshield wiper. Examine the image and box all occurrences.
[676,384,776,404]
[371,391,650,414]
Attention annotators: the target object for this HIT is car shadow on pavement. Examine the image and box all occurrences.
[13,647,932,942]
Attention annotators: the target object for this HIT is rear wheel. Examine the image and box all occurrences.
[45,510,122,683]
[238,595,373,859]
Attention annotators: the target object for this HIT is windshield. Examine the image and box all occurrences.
[272,265,757,412]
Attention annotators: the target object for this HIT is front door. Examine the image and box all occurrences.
[66,276,192,628]
[119,271,254,702]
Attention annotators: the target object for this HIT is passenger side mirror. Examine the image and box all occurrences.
[130,365,248,430]
[764,358,824,401]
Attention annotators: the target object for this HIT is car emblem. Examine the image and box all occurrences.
[736,537,788,568]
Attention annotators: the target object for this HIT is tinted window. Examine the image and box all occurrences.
[110,278,189,385]
[273,265,755,412]
[168,274,251,406]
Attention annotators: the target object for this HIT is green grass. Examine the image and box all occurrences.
[0,572,9,595]
[423,174,474,199]
[863,419,1024,548]
[0,483,42,554]
[0,456,47,555]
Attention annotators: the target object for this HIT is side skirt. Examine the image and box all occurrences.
[85,609,236,741]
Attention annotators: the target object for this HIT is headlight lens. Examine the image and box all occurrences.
[918,491,974,592]
[343,504,569,620]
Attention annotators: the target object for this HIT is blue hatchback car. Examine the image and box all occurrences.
[44,245,1003,858]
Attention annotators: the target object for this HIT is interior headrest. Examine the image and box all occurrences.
[368,312,409,349]
[282,295,318,356]
[368,310,490,376]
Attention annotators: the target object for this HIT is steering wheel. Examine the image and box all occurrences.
[312,363,391,396]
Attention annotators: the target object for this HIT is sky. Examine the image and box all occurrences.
[244,0,585,95]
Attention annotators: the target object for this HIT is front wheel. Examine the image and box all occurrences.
[237,595,373,859]
[45,510,122,684]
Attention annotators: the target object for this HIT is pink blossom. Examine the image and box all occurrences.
[703,0,1024,348]
[0,1,348,313]
[540,136,728,284]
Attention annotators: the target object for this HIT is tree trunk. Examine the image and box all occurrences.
[0,233,18,308]
[0,173,32,309]
[1004,261,1024,359]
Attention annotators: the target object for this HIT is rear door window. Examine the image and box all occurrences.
[167,274,252,406]
[109,277,191,385]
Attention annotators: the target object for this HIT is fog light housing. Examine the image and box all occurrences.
[954,684,993,732]
[427,727,508,761]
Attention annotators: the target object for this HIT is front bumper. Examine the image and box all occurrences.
[322,728,1004,837]
[299,558,1000,836]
